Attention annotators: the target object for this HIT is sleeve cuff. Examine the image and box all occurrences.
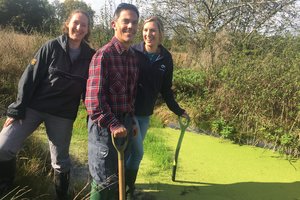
[109,122,123,133]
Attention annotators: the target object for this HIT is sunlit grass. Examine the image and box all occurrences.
[144,128,173,171]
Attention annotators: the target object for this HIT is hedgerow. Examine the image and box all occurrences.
[171,34,300,156]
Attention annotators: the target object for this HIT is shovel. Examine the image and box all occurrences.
[112,136,128,200]
[172,116,190,181]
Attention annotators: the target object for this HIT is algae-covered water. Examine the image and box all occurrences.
[137,127,300,200]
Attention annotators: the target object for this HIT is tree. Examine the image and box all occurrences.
[0,0,55,33]
[54,0,95,27]
[139,0,300,66]
[89,0,126,48]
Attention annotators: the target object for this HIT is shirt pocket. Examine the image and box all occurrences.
[109,72,126,94]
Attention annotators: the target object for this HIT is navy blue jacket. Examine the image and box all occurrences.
[7,34,95,120]
[133,42,184,116]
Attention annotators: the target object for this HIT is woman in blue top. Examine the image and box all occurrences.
[127,16,189,199]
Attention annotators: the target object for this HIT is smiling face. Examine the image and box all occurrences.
[112,9,139,49]
[67,12,89,44]
[143,21,161,51]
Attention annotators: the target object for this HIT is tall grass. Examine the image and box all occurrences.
[0,125,55,199]
[0,110,91,199]
[0,29,49,116]
[0,28,54,197]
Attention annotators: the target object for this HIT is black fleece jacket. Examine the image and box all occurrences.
[7,34,95,120]
[133,42,184,116]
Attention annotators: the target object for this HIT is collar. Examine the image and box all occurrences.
[57,34,68,52]
[111,36,135,56]
[58,34,92,58]
[133,42,165,55]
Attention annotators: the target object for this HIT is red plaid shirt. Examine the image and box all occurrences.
[85,37,139,132]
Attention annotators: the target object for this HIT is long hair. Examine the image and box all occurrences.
[62,10,91,42]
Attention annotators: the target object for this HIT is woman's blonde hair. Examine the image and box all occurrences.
[62,10,91,42]
[143,16,164,44]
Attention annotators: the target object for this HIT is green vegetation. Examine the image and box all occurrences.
[1,104,299,199]
[0,0,300,198]
[0,107,90,199]
[1,25,299,157]
[0,0,95,34]
[173,68,206,99]
[167,34,300,156]
[0,127,55,199]
[143,128,173,171]
[0,29,50,115]
[138,127,300,200]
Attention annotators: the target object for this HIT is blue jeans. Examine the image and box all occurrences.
[88,114,134,189]
[126,115,150,170]
[0,108,74,173]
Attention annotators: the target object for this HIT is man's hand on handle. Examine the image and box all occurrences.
[112,125,127,138]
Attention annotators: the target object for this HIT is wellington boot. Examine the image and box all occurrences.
[54,170,70,200]
[90,180,117,200]
[125,169,138,200]
[0,158,16,196]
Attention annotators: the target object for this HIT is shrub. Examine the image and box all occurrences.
[173,68,206,99]
[168,34,300,156]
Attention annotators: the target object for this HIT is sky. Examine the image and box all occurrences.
[75,0,107,14]
[48,0,123,16]
[48,0,140,25]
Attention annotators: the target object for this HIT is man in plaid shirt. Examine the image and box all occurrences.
[85,3,139,200]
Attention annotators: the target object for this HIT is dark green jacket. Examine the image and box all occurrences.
[7,34,95,120]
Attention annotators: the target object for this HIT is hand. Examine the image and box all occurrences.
[181,111,190,121]
[3,117,16,128]
[112,126,127,138]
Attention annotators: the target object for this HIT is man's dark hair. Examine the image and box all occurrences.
[113,3,139,20]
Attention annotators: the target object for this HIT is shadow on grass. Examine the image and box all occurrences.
[137,181,300,200]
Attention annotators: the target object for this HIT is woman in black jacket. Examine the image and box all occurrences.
[126,16,189,199]
[0,10,95,199]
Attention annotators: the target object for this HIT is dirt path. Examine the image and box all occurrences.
[135,128,300,200]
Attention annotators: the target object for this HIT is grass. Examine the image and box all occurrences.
[0,107,171,199]
[0,29,49,110]
[0,125,54,199]
[0,107,90,199]
[143,128,173,171]
[1,108,300,199]
[70,105,89,164]
[30,106,91,199]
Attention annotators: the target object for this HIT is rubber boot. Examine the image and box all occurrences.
[0,158,16,195]
[54,170,70,200]
[125,169,138,200]
[90,180,117,200]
